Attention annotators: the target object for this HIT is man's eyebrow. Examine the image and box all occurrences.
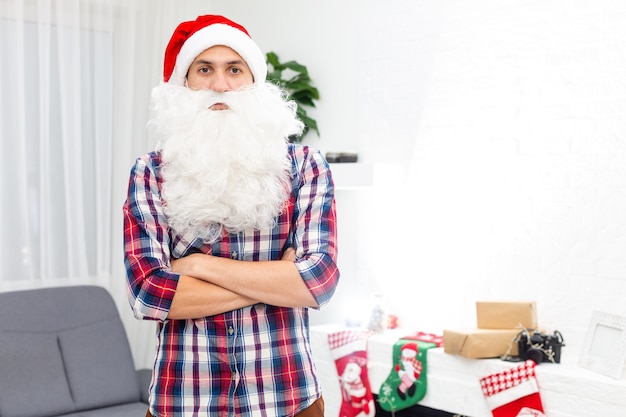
[192,59,246,66]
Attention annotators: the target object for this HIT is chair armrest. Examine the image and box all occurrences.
[136,368,152,404]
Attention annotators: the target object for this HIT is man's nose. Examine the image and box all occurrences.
[209,73,230,93]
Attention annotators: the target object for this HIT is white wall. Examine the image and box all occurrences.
[158,0,626,357]
[358,0,626,355]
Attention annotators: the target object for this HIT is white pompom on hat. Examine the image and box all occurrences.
[163,15,267,86]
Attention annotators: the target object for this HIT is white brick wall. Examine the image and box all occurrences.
[355,0,626,355]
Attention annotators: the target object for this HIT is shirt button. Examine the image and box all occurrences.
[231,251,237,259]
[228,326,234,336]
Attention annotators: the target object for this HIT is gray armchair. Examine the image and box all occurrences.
[0,285,151,417]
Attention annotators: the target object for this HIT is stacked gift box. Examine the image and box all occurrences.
[443,301,538,359]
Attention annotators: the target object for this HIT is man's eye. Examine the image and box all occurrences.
[199,67,209,74]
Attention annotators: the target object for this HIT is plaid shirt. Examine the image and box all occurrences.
[123,144,339,417]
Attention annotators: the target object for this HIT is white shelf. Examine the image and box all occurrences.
[311,325,626,417]
[329,162,373,190]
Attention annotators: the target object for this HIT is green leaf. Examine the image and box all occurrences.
[298,113,319,137]
[294,85,319,98]
[281,60,308,75]
[266,51,280,68]
[266,71,283,84]
[285,79,314,90]
[292,93,316,108]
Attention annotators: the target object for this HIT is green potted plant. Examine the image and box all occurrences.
[266,51,320,142]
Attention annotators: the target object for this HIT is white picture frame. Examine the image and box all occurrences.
[578,311,626,379]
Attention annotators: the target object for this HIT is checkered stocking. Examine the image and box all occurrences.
[479,360,545,417]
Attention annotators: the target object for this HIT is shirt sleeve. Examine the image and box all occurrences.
[123,153,179,321]
[291,146,340,309]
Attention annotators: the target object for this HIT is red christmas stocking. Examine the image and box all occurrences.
[479,360,546,417]
[327,330,375,417]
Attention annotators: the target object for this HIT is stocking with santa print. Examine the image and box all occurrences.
[479,360,546,417]
[327,330,375,417]
[377,338,438,413]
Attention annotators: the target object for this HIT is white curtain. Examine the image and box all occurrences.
[0,0,182,368]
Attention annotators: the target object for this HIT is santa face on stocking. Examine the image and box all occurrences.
[395,343,422,400]
[341,361,370,410]
[328,330,375,417]
[378,339,437,413]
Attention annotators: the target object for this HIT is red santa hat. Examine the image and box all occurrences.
[401,343,419,358]
[163,15,267,86]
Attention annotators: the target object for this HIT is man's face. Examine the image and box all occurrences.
[186,45,254,110]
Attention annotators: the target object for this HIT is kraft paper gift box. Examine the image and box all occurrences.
[443,328,520,359]
[476,301,538,330]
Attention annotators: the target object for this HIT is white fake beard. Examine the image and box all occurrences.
[149,82,304,243]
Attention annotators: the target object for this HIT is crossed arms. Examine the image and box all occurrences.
[167,247,317,319]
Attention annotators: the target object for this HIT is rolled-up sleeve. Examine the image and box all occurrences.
[291,146,340,309]
[123,153,179,321]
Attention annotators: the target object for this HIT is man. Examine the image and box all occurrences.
[123,15,339,417]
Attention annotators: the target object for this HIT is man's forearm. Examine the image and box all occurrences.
[167,274,258,319]
[172,253,318,308]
